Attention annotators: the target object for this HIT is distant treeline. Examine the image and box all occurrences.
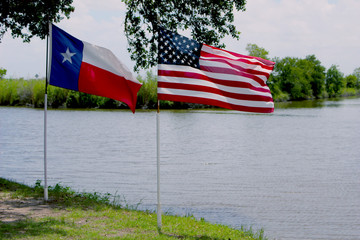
[244,44,360,101]
[268,55,360,101]
[0,71,200,110]
[1,57,360,110]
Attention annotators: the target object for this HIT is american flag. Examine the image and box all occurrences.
[157,27,275,113]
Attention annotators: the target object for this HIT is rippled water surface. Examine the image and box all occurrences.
[1,98,360,240]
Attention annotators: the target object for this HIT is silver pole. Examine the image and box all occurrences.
[44,93,48,201]
[43,23,51,201]
[156,102,162,231]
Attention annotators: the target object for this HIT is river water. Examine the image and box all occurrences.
[1,98,360,240]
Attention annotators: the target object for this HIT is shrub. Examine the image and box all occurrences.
[48,85,68,108]
[32,80,45,107]
[0,79,20,105]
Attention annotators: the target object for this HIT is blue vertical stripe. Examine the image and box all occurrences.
[49,25,84,91]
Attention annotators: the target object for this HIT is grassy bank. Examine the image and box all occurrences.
[3,75,359,111]
[0,75,199,110]
[0,178,267,240]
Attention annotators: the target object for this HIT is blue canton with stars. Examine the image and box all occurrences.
[158,27,202,69]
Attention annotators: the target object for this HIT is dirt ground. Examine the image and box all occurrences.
[0,192,63,223]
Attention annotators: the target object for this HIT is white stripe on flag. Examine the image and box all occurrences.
[82,41,136,83]
[158,88,274,109]
[158,75,272,97]
[158,64,268,89]
[201,44,270,67]
[200,58,273,75]
[199,60,270,82]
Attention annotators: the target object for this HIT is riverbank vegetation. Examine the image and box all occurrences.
[1,50,360,110]
[246,44,360,102]
[0,177,266,239]
[0,71,200,110]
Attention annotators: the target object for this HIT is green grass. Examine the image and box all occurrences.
[0,178,267,240]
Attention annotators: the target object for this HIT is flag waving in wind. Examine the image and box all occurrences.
[157,27,275,113]
[49,24,142,113]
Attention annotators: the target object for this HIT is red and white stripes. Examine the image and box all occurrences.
[158,44,275,113]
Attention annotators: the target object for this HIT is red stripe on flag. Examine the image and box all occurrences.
[202,44,276,68]
[200,57,272,78]
[158,82,273,102]
[199,65,268,87]
[158,69,271,93]
[78,62,142,113]
[200,51,274,73]
[158,93,274,113]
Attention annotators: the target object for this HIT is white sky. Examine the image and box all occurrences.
[0,0,359,79]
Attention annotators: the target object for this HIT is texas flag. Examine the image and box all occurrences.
[49,24,142,113]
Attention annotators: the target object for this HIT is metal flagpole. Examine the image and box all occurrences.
[44,91,48,201]
[156,100,162,231]
[43,23,51,201]
[155,11,162,230]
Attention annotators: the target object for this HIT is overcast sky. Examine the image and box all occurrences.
[0,0,359,79]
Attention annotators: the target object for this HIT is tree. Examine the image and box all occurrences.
[304,55,326,98]
[122,0,246,71]
[344,75,358,89]
[325,65,344,97]
[354,67,360,79]
[246,43,269,60]
[270,56,325,100]
[0,0,74,43]
[0,67,6,79]
[136,71,158,109]
[353,67,360,89]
